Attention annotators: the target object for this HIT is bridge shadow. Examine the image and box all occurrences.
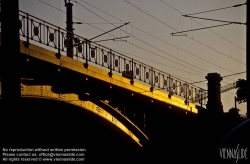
[1,97,143,163]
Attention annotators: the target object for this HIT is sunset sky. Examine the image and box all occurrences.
[19,0,247,115]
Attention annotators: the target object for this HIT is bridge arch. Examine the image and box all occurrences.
[18,83,148,145]
[1,96,144,162]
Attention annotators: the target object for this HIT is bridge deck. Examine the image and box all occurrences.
[0,39,198,114]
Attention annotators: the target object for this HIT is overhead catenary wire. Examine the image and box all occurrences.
[37,0,242,86]
[38,0,208,79]
[182,15,246,25]
[79,0,244,82]
[189,71,246,85]
[144,71,246,93]
[124,0,246,66]
[38,0,247,114]
[74,0,212,76]
[171,23,232,35]
[185,2,247,16]
[75,0,244,81]
[76,0,243,83]
[122,0,246,78]
[159,0,246,51]
[38,0,211,86]
[74,1,242,86]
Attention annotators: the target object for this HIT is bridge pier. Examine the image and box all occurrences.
[206,73,223,113]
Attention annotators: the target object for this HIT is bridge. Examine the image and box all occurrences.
[1,2,246,163]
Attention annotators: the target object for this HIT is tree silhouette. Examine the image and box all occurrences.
[228,107,240,118]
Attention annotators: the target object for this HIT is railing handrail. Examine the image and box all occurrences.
[19,10,190,83]
[18,10,208,105]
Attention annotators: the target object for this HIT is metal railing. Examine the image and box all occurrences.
[18,10,207,106]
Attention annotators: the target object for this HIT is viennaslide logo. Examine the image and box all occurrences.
[219,144,248,163]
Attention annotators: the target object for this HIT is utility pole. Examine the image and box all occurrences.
[65,0,74,58]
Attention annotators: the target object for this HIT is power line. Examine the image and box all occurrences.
[222,71,246,78]
[185,2,247,16]
[38,0,209,84]
[77,0,243,83]
[32,0,245,112]
[38,0,241,85]
[124,0,246,66]
[76,23,122,24]
[74,1,212,76]
[77,1,244,83]
[150,71,245,93]
[159,0,246,52]
[37,0,117,38]
[38,0,213,90]
[182,15,246,25]
[79,0,245,82]
[171,23,232,35]
[112,48,205,78]
[37,0,195,76]
[189,71,246,85]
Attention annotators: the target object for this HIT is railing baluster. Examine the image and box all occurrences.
[108,50,112,77]
[18,11,207,106]
[130,58,134,85]
[84,39,88,68]
[23,13,30,47]
[150,67,153,92]
[56,27,61,59]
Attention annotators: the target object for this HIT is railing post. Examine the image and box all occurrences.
[150,67,153,92]
[83,39,88,68]
[130,58,134,85]
[184,83,188,105]
[23,13,30,48]
[201,92,203,108]
[56,27,61,59]
[108,50,112,77]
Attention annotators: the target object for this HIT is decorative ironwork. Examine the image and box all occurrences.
[155,76,158,83]
[74,37,80,44]
[189,89,192,96]
[18,10,207,106]
[146,72,149,79]
[181,86,184,93]
[49,33,54,42]
[91,48,95,58]
[164,79,167,87]
[33,26,39,36]
[173,83,176,90]
[196,92,199,100]
[126,64,129,71]
[64,39,69,48]
[19,20,22,29]
[115,59,119,67]
[104,55,108,63]
[77,45,82,53]
[136,68,140,75]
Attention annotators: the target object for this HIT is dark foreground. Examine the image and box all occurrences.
[1,98,249,163]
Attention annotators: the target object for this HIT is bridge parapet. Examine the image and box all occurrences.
[17,10,207,106]
[16,38,198,114]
